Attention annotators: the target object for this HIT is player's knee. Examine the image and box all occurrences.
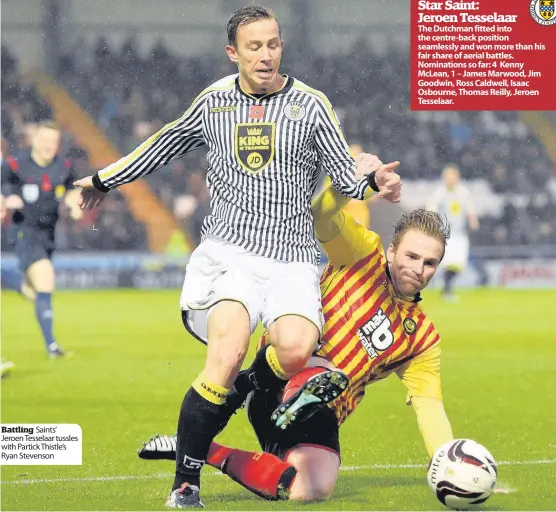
[206,327,249,374]
[207,343,248,375]
[27,259,55,293]
[286,446,340,501]
[274,338,315,374]
[289,478,335,501]
[270,340,309,375]
[311,480,335,501]
[206,306,250,375]
[270,318,319,372]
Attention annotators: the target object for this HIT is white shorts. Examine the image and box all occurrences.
[442,234,470,272]
[180,237,323,344]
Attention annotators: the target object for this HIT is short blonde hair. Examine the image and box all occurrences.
[392,208,451,252]
[36,120,60,132]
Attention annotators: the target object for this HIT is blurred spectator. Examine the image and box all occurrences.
[491,164,511,194]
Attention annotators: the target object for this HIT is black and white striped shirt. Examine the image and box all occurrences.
[97,74,369,264]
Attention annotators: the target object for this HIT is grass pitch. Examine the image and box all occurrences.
[1,288,555,510]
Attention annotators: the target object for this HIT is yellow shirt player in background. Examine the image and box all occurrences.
[139,158,455,502]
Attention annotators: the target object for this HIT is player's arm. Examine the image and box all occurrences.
[464,188,480,231]
[312,94,373,200]
[311,177,354,243]
[0,157,24,211]
[312,97,401,202]
[311,179,380,267]
[312,155,402,243]
[74,92,209,206]
[396,344,454,457]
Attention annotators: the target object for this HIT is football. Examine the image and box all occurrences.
[427,439,497,510]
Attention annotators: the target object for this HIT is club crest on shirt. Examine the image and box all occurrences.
[283,101,306,121]
[403,318,417,335]
[235,123,275,174]
[22,184,40,203]
[449,200,462,215]
[55,185,66,199]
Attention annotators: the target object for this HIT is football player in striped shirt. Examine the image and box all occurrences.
[139,158,455,502]
[74,6,401,507]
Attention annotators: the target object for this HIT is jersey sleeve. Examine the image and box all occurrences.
[321,210,382,267]
[312,94,369,200]
[396,342,443,405]
[1,156,21,195]
[411,396,454,457]
[96,92,208,190]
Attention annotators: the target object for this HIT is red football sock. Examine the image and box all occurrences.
[207,441,297,500]
[206,441,234,469]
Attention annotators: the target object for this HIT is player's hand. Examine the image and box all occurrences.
[3,194,24,210]
[69,204,84,221]
[354,153,383,180]
[373,161,402,203]
[73,176,107,210]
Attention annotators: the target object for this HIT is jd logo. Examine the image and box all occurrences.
[247,152,263,168]
[235,123,275,174]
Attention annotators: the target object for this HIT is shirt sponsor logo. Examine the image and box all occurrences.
[235,123,275,174]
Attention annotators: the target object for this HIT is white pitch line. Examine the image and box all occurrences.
[2,458,555,486]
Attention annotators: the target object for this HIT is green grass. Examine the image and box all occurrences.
[1,289,555,511]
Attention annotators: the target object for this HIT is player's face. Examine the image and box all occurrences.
[225,18,283,94]
[387,230,444,298]
[443,167,460,190]
[33,127,61,163]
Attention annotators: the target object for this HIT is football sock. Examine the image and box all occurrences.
[443,270,457,295]
[240,345,289,394]
[1,268,23,293]
[207,441,297,500]
[173,377,233,491]
[231,369,257,397]
[34,292,55,348]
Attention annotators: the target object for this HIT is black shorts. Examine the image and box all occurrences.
[15,227,55,272]
[246,388,340,460]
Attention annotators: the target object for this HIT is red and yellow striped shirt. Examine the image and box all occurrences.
[317,212,442,425]
[258,210,443,426]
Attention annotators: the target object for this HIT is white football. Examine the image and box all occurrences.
[427,439,497,510]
